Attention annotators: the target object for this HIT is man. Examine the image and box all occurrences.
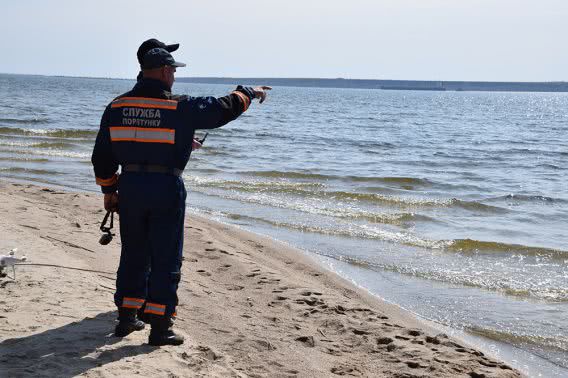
[135,38,179,81]
[92,46,271,346]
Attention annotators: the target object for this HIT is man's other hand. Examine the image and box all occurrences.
[253,86,272,104]
[192,138,202,150]
[104,192,119,212]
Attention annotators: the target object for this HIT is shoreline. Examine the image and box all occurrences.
[0,182,521,377]
[2,73,568,93]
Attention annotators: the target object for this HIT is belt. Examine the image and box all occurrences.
[122,164,183,177]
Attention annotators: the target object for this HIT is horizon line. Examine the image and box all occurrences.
[1,72,567,84]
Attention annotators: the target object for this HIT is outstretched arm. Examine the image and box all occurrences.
[191,86,272,130]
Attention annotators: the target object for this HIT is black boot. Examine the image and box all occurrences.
[114,308,145,337]
[148,316,184,346]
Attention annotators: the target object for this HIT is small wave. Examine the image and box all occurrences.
[0,126,96,139]
[189,176,507,212]
[239,170,432,186]
[219,213,439,245]
[486,193,568,205]
[0,117,49,125]
[0,156,49,162]
[446,239,567,259]
[187,176,325,192]
[467,326,567,350]
[30,141,76,149]
[537,163,563,170]
[466,326,568,364]
[192,168,222,174]
[0,167,64,175]
[321,254,568,302]
[190,185,441,226]
[360,176,431,185]
[226,209,434,228]
[0,140,76,150]
[209,191,565,260]
[451,199,509,213]
[240,170,334,180]
[0,147,90,159]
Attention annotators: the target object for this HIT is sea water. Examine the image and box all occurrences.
[0,74,566,375]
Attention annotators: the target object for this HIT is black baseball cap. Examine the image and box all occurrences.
[137,38,179,64]
[141,48,186,70]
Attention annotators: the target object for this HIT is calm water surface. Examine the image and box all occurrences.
[0,74,566,376]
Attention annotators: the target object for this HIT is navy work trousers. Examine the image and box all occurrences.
[114,172,186,317]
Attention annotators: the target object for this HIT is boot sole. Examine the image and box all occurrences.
[148,336,184,346]
[114,322,145,337]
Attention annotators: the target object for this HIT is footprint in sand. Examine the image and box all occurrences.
[295,336,315,347]
[226,284,244,291]
[330,365,362,376]
[202,252,220,260]
[196,270,211,277]
[300,290,322,296]
[295,297,325,307]
[407,329,423,337]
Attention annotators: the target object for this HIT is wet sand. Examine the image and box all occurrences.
[0,182,520,377]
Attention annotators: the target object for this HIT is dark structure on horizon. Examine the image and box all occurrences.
[177,77,568,93]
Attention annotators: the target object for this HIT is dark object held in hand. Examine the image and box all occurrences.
[198,132,209,145]
[99,211,115,245]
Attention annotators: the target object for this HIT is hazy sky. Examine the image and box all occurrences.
[1,0,567,81]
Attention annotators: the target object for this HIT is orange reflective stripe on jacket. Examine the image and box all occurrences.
[231,91,250,112]
[96,173,118,186]
[109,127,175,145]
[111,97,178,110]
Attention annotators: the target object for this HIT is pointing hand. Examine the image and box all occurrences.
[253,86,272,104]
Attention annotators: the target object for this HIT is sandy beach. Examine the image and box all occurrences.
[0,181,520,377]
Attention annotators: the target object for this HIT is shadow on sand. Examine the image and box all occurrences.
[0,311,154,377]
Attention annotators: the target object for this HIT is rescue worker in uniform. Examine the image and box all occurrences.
[92,46,271,346]
[130,40,203,323]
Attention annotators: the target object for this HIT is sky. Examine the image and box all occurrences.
[1,0,567,81]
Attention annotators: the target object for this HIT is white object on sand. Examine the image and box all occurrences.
[0,248,28,280]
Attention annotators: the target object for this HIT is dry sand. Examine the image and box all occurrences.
[0,182,521,377]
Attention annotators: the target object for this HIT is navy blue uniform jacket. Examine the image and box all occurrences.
[92,78,254,193]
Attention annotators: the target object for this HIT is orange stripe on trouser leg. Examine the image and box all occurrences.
[124,297,145,303]
[122,304,141,309]
[144,303,166,316]
[122,297,145,309]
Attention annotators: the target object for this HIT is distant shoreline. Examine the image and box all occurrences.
[2,72,568,92]
[178,77,568,93]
